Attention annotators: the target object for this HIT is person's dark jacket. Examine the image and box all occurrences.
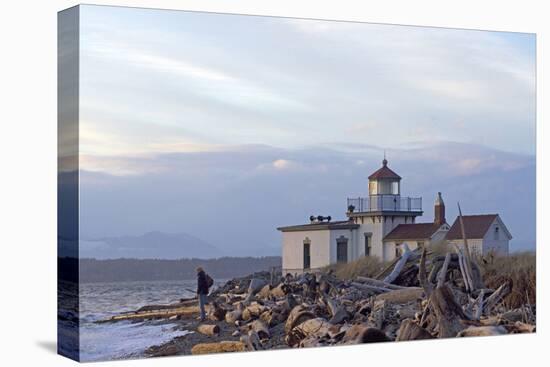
[197,270,209,295]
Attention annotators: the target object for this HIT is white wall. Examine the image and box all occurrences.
[447,239,484,257]
[447,218,510,257]
[482,218,510,256]
[281,230,330,274]
[355,215,412,262]
[329,229,356,263]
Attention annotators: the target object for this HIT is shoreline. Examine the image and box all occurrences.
[97,252,536,358]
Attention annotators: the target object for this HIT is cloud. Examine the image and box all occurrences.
[272,159,296,170]
[78,141,535,253]
[78,7,535,157]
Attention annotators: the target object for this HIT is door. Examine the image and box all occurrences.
[303,243,311,270]
[337,240,348,263]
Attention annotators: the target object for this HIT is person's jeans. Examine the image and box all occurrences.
[198,293,208,321]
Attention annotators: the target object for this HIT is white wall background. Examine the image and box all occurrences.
[0,1,547,366]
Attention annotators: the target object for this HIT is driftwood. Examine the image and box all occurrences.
[323,293,349,324]
[270,283,289,298]
[474,289,485,320]
[242,303,266,321]
[102,245,534,356]
[242,330,263,351]
[457,203,472,262]
[383,243,412,284]
[355,276,406,290]
[98,304,202,323]
[456,248,473,293]
[456,203,485,291]
[457,325,507,337]
[430,284,468,338]
[396,319,434,341]
[248,319,270,339]
[225,303,244,324]
[208,301,227,321]
[418,247,433,296]
[285,305,316,334]
[248,278,268,295]
[351,282,393,294]
[197,324,220,336]
[257,284,272,299]
[484,282,511,315]
[437,252,452,288]
[191,341,246,355]
[376,287,424,304]
[287,317,336,346]
[342,325,390,344]
[260,309,283,327]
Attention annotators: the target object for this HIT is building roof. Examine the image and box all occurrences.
[368,159,401,180]
[384,222,443,241]
[277,220,359,232]
[445,214,499,240]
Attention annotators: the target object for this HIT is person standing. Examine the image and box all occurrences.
[196,267,210,321]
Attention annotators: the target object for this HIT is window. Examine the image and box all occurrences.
[391,181,399,195]
[303,242,311,270]
[337,237,348,263]
[364,233,372,256]
[369,181,377,195]
[494,227,500,240]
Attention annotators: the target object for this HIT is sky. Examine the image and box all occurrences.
[77,5,536,255]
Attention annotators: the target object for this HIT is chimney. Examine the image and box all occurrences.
[434,192,446,225]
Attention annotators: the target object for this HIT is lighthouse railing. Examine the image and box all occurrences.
[347,195,422,212]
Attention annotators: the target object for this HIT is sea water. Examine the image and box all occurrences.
[79,280,201,361]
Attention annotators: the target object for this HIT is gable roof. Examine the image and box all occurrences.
[445,214,499,240]
[384,222,444,241]
[368,159,401,180]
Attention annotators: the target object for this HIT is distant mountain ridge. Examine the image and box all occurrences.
[75,256,282,283]
[80,231,224,259]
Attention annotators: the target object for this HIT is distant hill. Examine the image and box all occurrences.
[74,256,282,283]
[80,231,223,259]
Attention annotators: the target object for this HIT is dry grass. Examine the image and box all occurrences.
[324,250,536,310]
[480,251,536,309]
[428,241,452,257]
[325,256,385,280]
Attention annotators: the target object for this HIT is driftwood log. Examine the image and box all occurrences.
[197,324,220,336]
[376,287,424,304]
[242,303,266,321]
[287,317,336,346]
[342,325,390,344]
[248,319,270,339]
[430,284,468,338]
[323,293,349,324]
[355,276,406,290]
[208,301,227,321]
[285,305,316,334]
[457,325,507,337]
[383,243,412,284]
[396,319,434,341]
[484,282,511,315]
[191,341,246,355]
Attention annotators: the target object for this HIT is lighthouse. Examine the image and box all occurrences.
[346,158,423,261]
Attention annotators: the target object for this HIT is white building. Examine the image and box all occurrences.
[277,158,511,275]
[383,192,450,254]
[278,158,425,274]
[445,214,512,256]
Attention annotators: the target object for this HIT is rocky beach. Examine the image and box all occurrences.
[97,247,536,358]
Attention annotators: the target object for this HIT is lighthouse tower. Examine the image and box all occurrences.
[346,158,423,261]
